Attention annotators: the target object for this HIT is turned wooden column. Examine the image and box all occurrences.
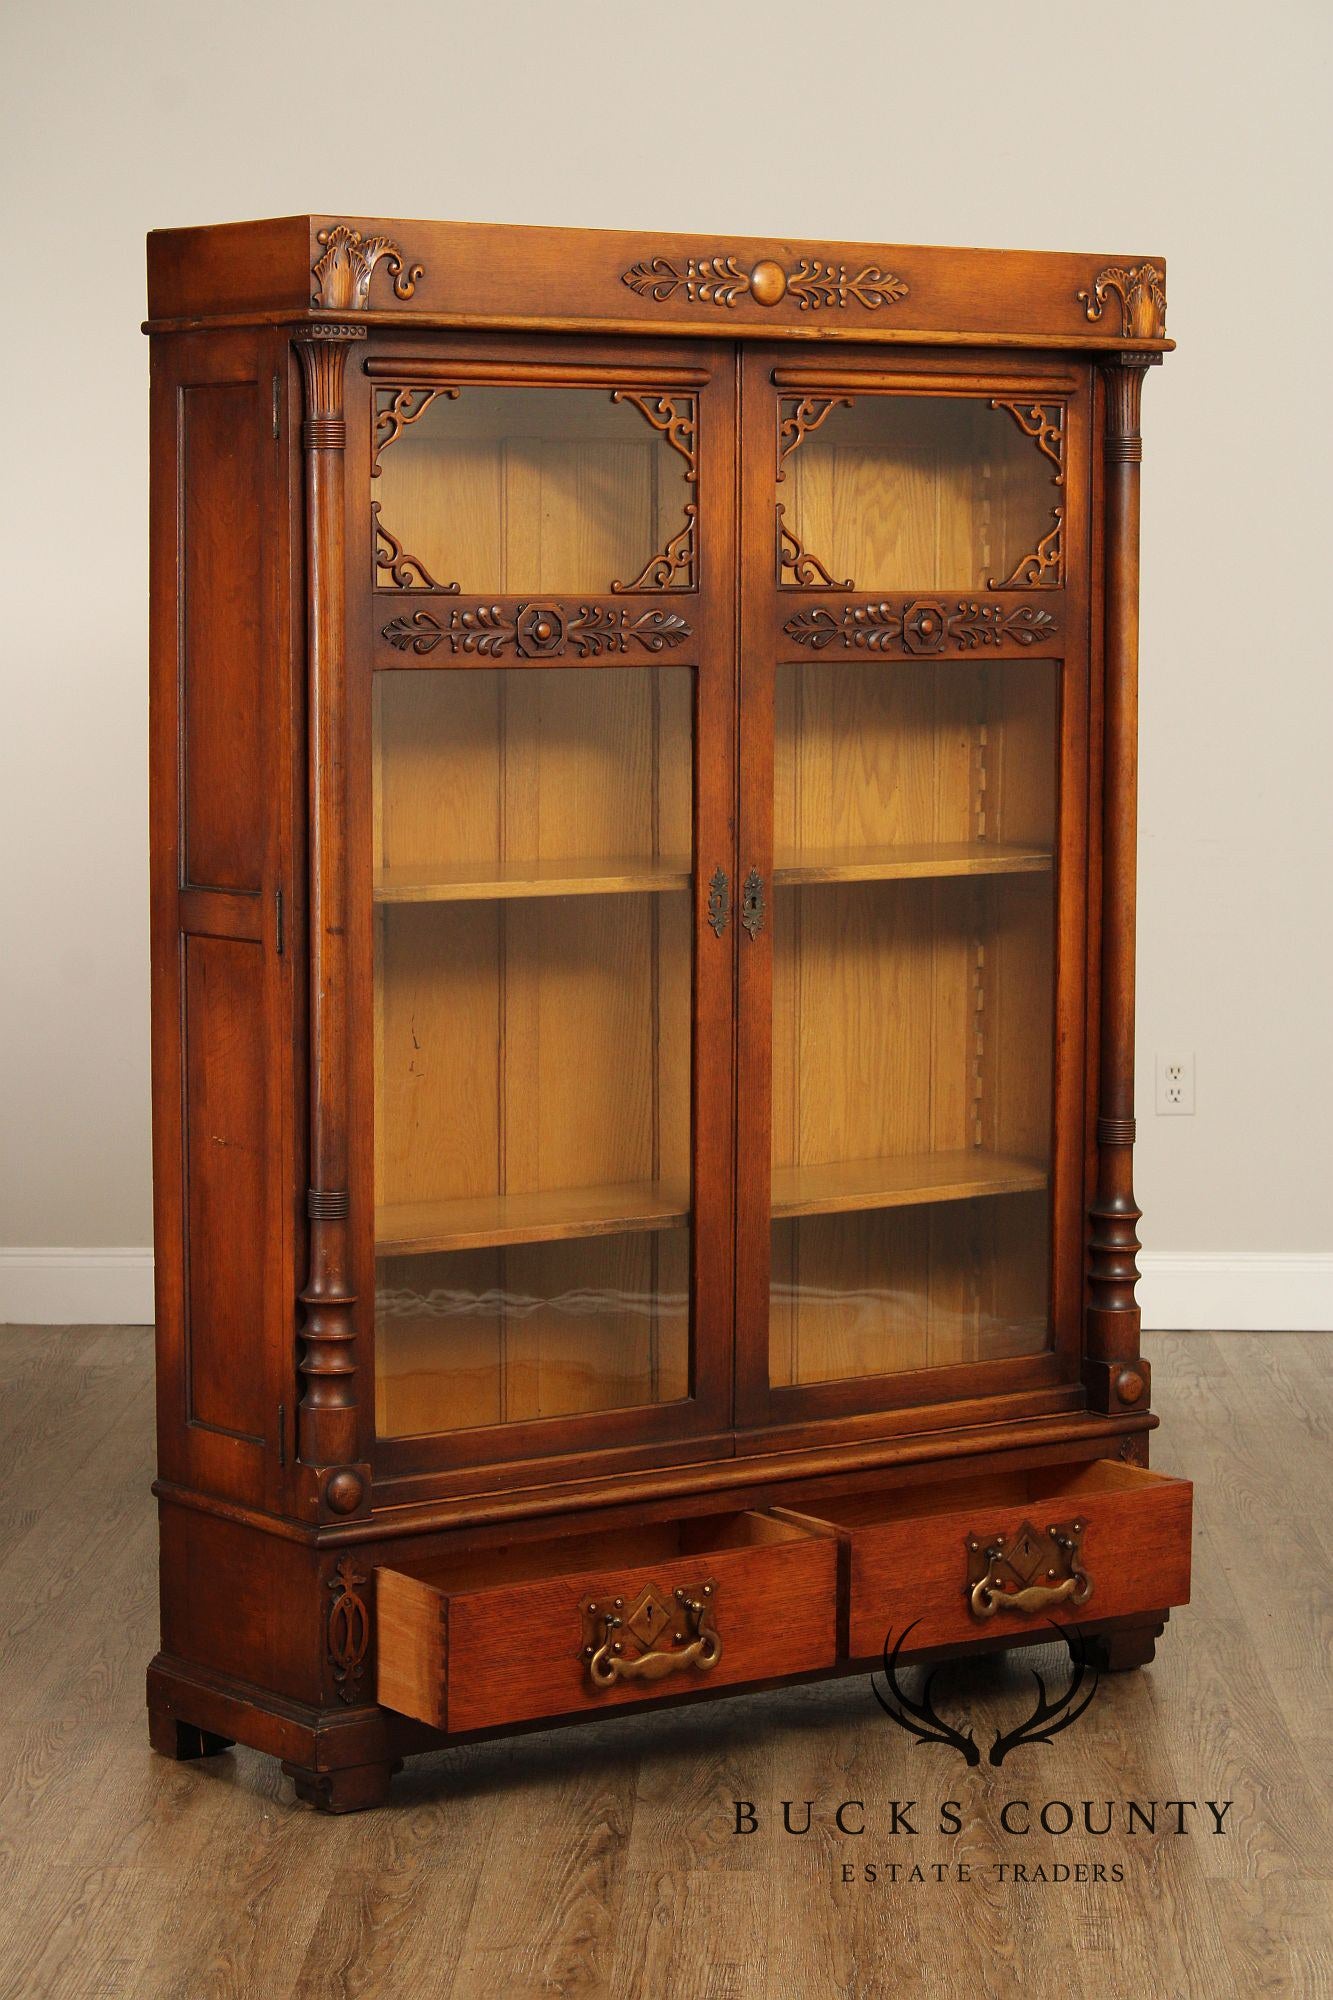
[1086,353,1157,1415]
[295,325,366,1488]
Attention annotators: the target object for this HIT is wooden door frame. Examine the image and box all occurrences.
[339,329,738,1490]
[733,343,1094,1432]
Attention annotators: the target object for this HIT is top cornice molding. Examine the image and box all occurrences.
[145,215,1172,355]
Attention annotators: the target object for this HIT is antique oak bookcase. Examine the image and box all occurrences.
[145,217,1189,1810]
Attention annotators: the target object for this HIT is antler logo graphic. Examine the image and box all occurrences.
[872,1623,1100,1767]
[871,1624,980,1765]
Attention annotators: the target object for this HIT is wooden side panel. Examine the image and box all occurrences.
[180,382,266,890]
[376,1568,448,1728]
[183,937,269,1438]
[157,1505,324,1705]
[150,328,293,1510]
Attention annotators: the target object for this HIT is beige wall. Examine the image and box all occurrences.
[3,0,1329,1322]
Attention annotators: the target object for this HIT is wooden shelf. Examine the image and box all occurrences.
[774,842,1052,887]
[376,1179,691,1257]
[771,1150,1047,1221]
[374,856,692,904]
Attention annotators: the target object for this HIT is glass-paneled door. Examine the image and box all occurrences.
[356,345,735,1474]
[735,350,1090,1424]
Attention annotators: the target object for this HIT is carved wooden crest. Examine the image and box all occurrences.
[1077,262,1167,340]
[623,254,908,313]
[312,226,424,310]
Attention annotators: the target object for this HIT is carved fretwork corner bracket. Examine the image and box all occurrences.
[312,225,424,310]
[1078,262,1167,342]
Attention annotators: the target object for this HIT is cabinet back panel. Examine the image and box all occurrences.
[375,668,692,876]
[375,893,690,1210]
[371,663,695,1440]
[779,397,1060,594]
[375,1228,689,1435]
[770,1191,1050,1387]
[372,387,692,596]
[774,659,1056,855]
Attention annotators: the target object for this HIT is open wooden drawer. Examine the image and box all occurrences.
[782,1460,1192,1657]
[377,1511,838,1733]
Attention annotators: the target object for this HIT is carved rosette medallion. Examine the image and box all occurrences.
[382,602,693,659]
[326,1557,370,1705]
[623,254,908,313]
[312,225,424,310]
[783,599,1058,655]
[1077,263,1167,341]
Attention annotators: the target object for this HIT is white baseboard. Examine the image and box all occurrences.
[1,1247,1329,1335]
[1139,1252,1333,1332]
[0,1249,155,1327]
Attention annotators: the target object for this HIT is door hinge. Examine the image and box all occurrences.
[277,1401,286,1466]
[275,885,284,955]
[272,373,281,440]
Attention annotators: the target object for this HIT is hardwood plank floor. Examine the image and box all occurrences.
[0,1328,1328,1999]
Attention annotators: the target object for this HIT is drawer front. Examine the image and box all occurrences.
[379,1529,838,1734]
[844,1467,1192,1658]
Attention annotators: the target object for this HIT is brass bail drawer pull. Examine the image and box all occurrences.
[966,1520,1093,1621]
[583,1581,722,1689]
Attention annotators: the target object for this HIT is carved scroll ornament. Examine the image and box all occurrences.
[783,598,1058,655]
[327,1557,370,1704]
[623,254,908,313]
[382,601,693,659]
[609,392,698,591]
[1077,263,1167,341]
[990,508,1064,590]
[312,225,424,310]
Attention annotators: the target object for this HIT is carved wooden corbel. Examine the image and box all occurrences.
[1078,263,1167,341]
[312,225,424,310]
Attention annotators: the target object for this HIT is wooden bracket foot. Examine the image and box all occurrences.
[148,1708,235,1761]
[282,1759,401,1813]
[1083,1614,1166,1673]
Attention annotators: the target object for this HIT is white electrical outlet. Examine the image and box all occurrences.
[1155,1053,1195,1115]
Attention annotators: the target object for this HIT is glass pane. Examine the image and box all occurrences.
[777,394,1062,591]
[374,666,694,1438]
[373,386,696,593]
[769,655,1057,1387]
